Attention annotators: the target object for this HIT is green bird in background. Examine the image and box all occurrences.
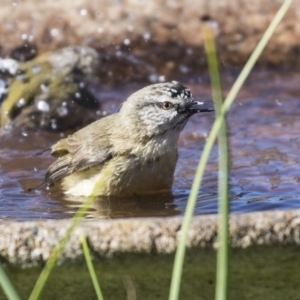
[0,46,99,131]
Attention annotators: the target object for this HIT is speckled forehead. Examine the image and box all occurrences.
[161,82,192,100]
[145,82,193,102]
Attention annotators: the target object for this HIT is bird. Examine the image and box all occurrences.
[45,81,213,197]
[0,46,99,130]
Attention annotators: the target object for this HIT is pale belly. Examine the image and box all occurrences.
[62,152,178,196]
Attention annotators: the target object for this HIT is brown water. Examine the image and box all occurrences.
[1,69,300,220]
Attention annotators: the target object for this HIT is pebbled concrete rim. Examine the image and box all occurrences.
[1,209,300,267]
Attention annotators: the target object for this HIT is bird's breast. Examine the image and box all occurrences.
[63,135,180,196]
[106,149,178,195]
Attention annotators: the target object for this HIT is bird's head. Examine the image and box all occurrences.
[120,81,213,137]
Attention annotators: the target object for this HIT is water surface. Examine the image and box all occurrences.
[1,69,300,220]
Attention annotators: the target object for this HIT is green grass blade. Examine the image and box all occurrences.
[81,234,104,300]
[168,1,293,299]
[0,263,22,300]
[28,195,97,300]
[202,23,229,300]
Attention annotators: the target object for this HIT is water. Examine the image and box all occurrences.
[2,246,300,300]
[1,69,300,220]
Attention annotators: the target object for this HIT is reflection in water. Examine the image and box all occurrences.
[64,192,179,219]
[1,70,300,220]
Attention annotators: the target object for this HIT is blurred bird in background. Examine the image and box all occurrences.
[0,46,100,131]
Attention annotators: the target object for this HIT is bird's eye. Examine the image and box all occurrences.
[161,102,173,110]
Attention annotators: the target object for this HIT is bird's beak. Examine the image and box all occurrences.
[188,101,214,113]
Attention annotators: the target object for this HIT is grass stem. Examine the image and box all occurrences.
[168,1,293,299]
[81,234,104,300]
[202,23,229,300]
[0,264,22,300]
[28,195,97,300]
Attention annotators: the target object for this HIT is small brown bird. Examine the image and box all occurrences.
[45,81,213,196]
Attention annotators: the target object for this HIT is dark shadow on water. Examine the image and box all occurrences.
[63,192,180,219]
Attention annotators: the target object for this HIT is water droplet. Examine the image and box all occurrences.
[75,92,81,98]
[21,33,28,40]
[158,75,165,82]
[0,58,19,75]
[32,66,41,74]
[80,9,87,16]
[40,84,49,93]
[127,25,133,32]
[28,35,34,42]
[16,75,24,82]
[17,98,26,108]
[0,80,6,89]
[186,48,193,55]
[57,106,68,117]
[50,28,60,37]
[208,21,219,30]
[0,80,8,98]
[123,38,130,45]
[36,100,50,112]
[180,65,189,74]
[148,74,157,82]
[143,33,151,40]
[34,167,38,172]
[51,119,57,130]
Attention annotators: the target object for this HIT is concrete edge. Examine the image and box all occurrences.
[1,209,299,267]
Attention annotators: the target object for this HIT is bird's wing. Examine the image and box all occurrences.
[45,115,116,183]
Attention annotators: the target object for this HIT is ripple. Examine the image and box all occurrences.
[1,70,300,220]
